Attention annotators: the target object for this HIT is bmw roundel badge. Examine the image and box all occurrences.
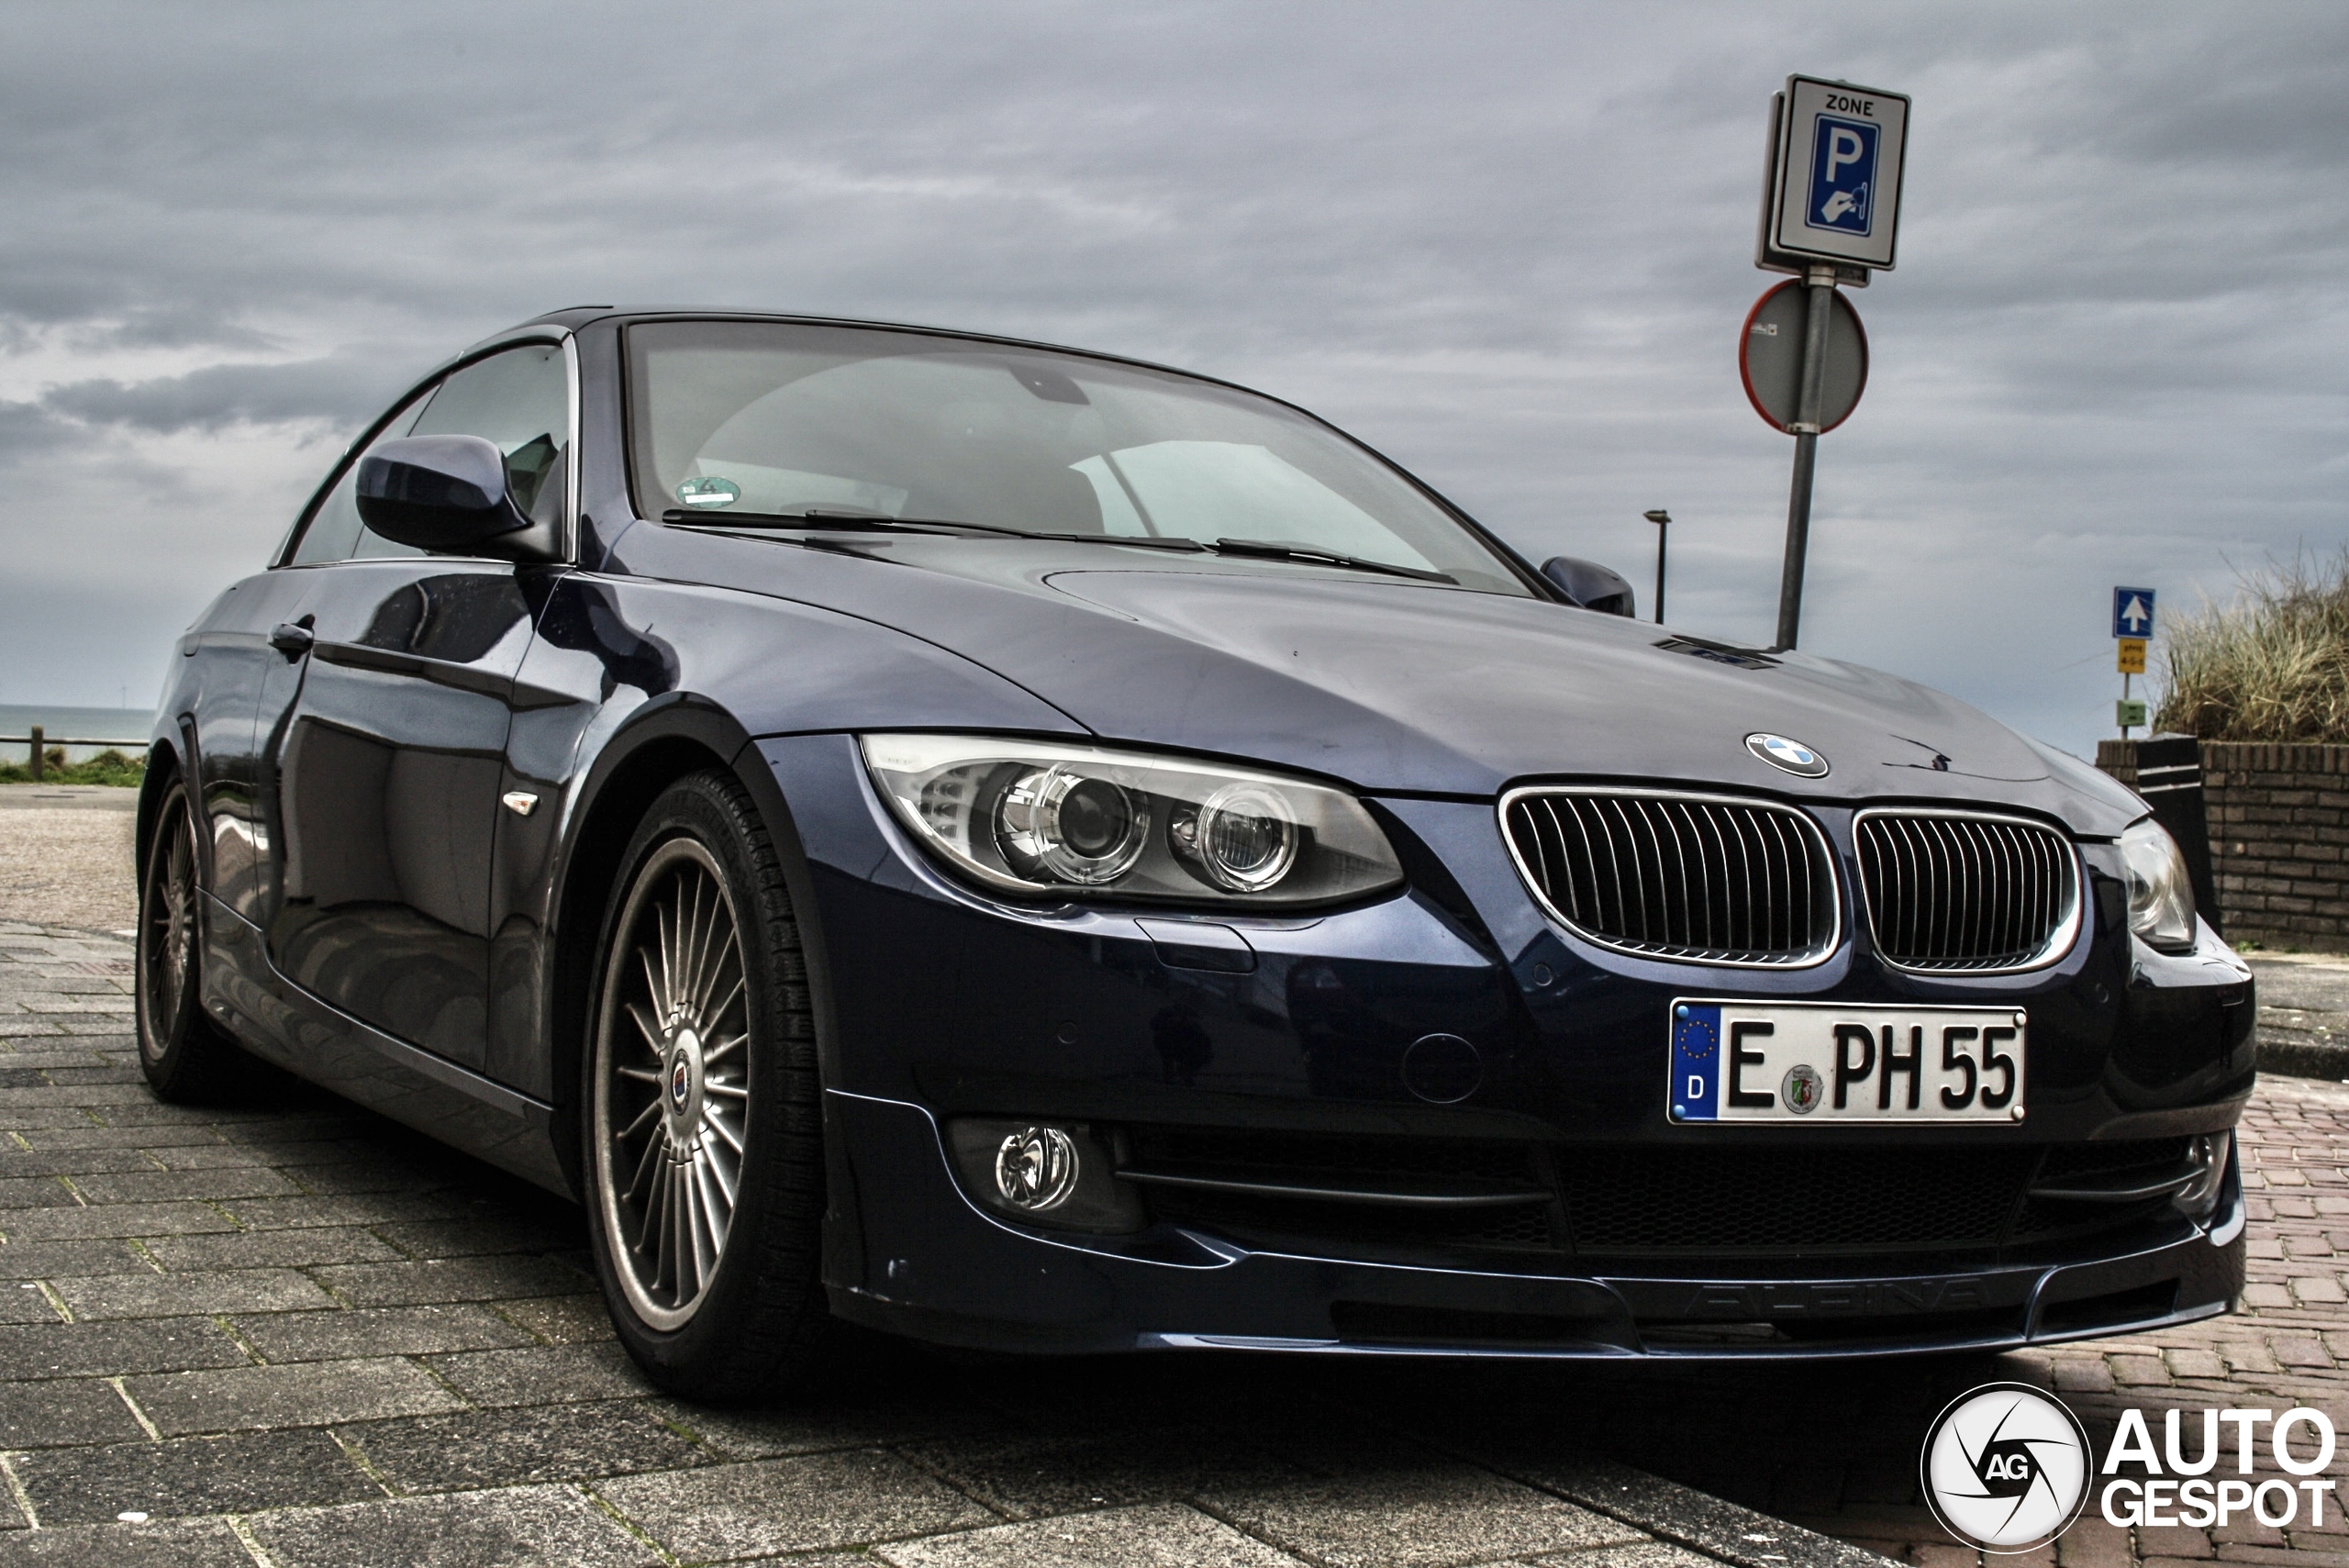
[1746,732,1829,777]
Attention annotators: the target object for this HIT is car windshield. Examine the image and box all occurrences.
[625,319,1535,595]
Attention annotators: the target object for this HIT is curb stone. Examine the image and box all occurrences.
[2257,1025,2349,1082]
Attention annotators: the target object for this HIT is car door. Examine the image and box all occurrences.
[244,382,442,935]
[262,340,571,1069]
[171,570,317,931]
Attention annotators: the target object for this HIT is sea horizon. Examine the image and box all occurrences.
[0,703,153,763]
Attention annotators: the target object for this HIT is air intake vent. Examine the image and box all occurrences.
[1502,790,1838,966]
[1854,811,2080,972]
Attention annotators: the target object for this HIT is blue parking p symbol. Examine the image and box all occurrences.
[1807,115,1878,235]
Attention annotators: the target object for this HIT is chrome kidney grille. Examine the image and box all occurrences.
[1854,810,2080,972]
[1501,790,1839,966]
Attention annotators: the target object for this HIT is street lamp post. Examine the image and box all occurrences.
[1643,509,1671,624]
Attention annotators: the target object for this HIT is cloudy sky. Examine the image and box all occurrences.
[1,2,2342,757]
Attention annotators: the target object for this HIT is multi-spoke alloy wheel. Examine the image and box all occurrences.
[134,779,243,1101]
[583,771,829,1399]
[141,799,197,1060]
[594,838,751,1329]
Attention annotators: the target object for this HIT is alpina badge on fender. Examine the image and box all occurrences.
[1747,733,1829,777]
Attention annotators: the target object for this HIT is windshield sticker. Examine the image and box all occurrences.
[675,476,740,510]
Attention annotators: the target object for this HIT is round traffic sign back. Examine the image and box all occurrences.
[1740,280,1868,433]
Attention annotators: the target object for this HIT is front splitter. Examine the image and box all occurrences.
[829,1090,2247,1360]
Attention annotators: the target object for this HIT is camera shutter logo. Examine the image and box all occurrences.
[1921,1383,2092,1551]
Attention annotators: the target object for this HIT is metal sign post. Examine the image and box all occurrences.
[1773,267,1837,651]
[2113,586,2155,737]
[1752,76,1909,651]
[1644,509,1671,623]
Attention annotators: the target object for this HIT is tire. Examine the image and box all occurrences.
[135,779,247,1102]
[583,769,830,1401]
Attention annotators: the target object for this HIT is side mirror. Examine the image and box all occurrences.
[356,435,533,555]
[1542,556,1637,617]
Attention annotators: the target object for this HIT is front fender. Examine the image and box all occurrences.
[490,570,1091,1175]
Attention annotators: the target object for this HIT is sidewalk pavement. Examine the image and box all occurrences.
[0,789,137,812]
[0,790,135,938]
[0,920,1879,1568]
[2247,955,2349,1083]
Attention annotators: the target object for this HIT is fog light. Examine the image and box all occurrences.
[994,1126,1079,1211]
[2177,1131,2232,1219]
[946,1118,1144,1233]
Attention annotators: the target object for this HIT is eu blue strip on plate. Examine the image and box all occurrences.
[1671,1003,1721,1121]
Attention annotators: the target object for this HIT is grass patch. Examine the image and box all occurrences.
[0,749,147,787]
[2156,552,2349,742]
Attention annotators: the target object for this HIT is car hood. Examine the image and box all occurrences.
[612,528,2146,836]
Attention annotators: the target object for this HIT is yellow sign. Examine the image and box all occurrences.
[2117,638,2146,674]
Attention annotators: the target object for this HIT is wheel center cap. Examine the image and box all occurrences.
[662,1027,705,1136]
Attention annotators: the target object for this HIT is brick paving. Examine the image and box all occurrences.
[1458,1076,2349,1568]
[0,899,2340,1565]
[0,920,1875,1568]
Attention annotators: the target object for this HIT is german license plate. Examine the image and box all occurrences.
[1668,999,2026,1123]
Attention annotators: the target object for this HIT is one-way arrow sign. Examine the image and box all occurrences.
[2112,586,2155,639]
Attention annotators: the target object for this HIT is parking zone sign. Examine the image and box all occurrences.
[1766,76,1910,271]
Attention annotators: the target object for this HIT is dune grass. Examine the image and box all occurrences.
[2156,553,2349,742]
[0,749,146,787]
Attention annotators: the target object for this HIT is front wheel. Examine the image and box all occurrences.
[135,779,246,1102]
[584,771,830,1401]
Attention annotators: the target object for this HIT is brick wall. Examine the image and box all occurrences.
[2101,739,2349,951]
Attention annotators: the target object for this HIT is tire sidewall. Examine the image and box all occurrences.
[583,773,815,1383]
[134,781,200,1082]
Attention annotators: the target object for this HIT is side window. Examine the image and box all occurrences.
[396,341,570,534]
[285,388,432,565]
[286,341,571,566]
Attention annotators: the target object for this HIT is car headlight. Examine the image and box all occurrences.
[860,735,1404,906]
[2120,816,2198,951]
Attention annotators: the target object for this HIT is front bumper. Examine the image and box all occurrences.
[828,1089,2245,1358]
[762,732,2257,1359]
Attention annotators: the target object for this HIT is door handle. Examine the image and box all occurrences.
[268,621,315,658]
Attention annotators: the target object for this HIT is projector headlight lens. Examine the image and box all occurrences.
[862,735,1401,907]
[997,766,1148,885]
[1174,783,1300,894]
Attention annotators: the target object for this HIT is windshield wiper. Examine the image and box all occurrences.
[662,508,1208,551]
[667,513,1450,584]
[662,508,991,535]
[1024,533,1204,551]
[1209,538,1456,584]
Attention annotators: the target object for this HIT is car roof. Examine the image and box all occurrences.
[503,306,1218,386]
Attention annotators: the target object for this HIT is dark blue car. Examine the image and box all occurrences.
[136,309,2253,1399]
